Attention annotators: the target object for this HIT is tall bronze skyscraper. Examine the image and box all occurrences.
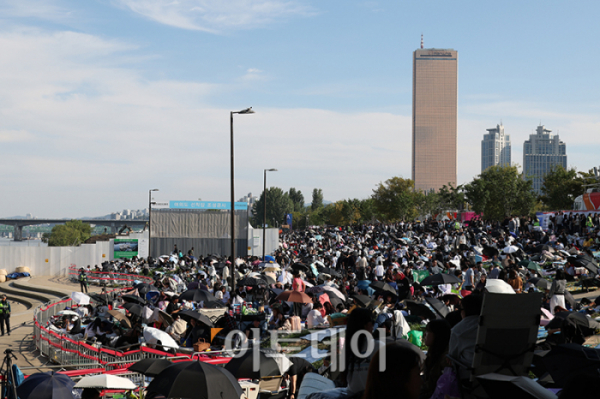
[412,45,458,192]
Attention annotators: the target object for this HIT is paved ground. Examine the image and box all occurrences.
[0,276,104,372]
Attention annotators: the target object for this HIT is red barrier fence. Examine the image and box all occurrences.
[68,264,154,285]
[33,294,229,379]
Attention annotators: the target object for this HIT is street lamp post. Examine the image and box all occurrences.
[148,189,159,260]
[262,168,277,261]
[230,107,254,295]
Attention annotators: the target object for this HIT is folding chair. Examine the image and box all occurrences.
[258,375,287,399]
[450,292,542,398]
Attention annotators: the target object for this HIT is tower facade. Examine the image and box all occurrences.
[523,125,567,194]
[481,123,511,172]
[412,47,458,192]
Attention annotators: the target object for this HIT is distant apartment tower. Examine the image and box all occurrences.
[412,44,458,192]
[481,123,511,172]
[523,125,567,194]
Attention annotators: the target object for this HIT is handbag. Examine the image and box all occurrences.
[193,338,211,352]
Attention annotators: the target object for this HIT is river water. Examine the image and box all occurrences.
[0,238,47,247]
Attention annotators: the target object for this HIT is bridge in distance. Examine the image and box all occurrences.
[0,219,148,241]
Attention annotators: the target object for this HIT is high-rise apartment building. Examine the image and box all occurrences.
[412,45,458,192]
[523,125,567,194]
[481,123,511,172]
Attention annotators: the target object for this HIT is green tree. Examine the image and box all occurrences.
[47,220,92,246]
[371,177,417,221]
[463,165,535,221]
[311,188,324,211]
[539,166,599,210]
[324,199,364,226]
[252,187,293,228]
[288,188,305,212]
[438,184,465,210]
[413,191,441,219]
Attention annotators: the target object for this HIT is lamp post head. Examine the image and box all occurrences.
[235,107,254,114]
[265,168,278,172]
[150,188,159,192]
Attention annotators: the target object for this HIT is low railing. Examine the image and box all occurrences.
[33,294,229,373]
[67,265,154,287]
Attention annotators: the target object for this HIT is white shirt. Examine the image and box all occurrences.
[306,309,326,328]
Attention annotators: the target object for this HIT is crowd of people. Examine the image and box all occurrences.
[44,214,600,398]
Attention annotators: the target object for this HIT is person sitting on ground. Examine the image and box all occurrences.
[362,342,422,399]
[306,302,327,328]
[268,305,286,330]
[448,293,483,367]
[507,269,523,293]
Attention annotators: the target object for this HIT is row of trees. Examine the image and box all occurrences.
[252,165,598,226]
[46,164,597,246]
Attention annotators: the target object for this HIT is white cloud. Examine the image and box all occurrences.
[0,0,71,21]
[241,68,266,81]
[1,27,598,218]
[0,27,411,217]
[113,0,314,32]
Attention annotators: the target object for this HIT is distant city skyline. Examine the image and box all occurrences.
[1,1,599,217]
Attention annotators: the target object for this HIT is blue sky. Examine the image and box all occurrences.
[1,0,599,217]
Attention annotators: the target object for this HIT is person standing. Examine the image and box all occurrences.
[78,268,89,293]
[549,269,567,314]
[0,294,11,336]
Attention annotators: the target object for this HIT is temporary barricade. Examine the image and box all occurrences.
[33,293,231,373]
[68,264,154,287]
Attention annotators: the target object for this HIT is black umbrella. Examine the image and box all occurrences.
[178,309,215,327]
[179,289,218,303]
[370,281,397,296]
[318,267,341,278]
[121,294,146,305]
[134,283,158,296]
[148,360,243,399]
[542,343,600,387]
[546,311,600,334]
[568,255,599,275]
[406,300,437,321]
[291,263,309,272]
[204,300,227,309]
[17,372,74,399]
[527,277,550,290]
[288,356,317,376]
[260,274,277,285]
[129,358,176,377]
[122,302,143,317]
[329,296,343,309]
[238,276,268,287]
[89,293,108,304]
[224,350,281,379]
[214,261,228,270]
[420,273,461,286]
[424,297,449,318]
[482,246,499,258]
[351,294,374,308]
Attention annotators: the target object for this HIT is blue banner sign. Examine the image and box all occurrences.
[169,201,248,210]
[285,213,293,229]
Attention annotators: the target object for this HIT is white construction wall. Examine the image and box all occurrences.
[0,241,112,277]
[247,226,279,258]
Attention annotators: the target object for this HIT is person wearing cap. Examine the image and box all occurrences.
[78,268,89,293]
[0,294,11,336]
